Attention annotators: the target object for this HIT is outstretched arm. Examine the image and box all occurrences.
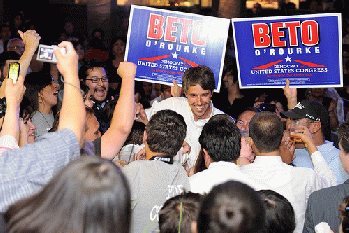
[18,30,40,77]
[101,62,136,159]
[55,42,85,146]
[283,79,297,110]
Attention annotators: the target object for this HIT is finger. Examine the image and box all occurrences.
[18,30,24,39]
[172,79,177,86]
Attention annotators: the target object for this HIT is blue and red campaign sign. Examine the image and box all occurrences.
[125,5,230,92]
[231,13,342,88]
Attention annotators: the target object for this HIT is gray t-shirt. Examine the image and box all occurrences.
[32,111,54,141]
[123,160,190,233]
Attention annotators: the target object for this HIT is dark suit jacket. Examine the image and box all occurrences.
[303,179,349,233]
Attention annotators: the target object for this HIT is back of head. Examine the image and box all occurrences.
[5,156,131,233]
[197,180,265,233]
[182,65,215,94]
[159,192,203,233]
[258,190,295,233]
[338,122,349,154]
[146,109,187,156]
[249,111,284,153]
[199,114,241,162]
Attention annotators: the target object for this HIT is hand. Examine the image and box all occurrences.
[291,125,318,154]
[135,102,148,125]
[283,79,297,109]
[117,61,137,79]
[4,74,26,107]
[18,30,40,53]
[171,79,182,97]
[53,41,78,79]
[280,131,296,164]
[181,141,191,154]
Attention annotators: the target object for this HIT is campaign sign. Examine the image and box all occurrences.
[231,13,342,88]
[125,5,230,92]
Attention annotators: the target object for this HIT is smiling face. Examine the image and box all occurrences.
[40,80,59,109]
[85,67,109,102]
[22,116,36,143]
[186,84,212,121]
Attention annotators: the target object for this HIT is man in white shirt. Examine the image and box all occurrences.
[241,112,336,233]
[145,65,224,169]
[190,114,268,194]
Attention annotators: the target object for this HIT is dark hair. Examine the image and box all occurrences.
[20,96,34,121]
[124,121,146,145]
[338,122,349,154]
[258,190,295,233]
[249,111,284,153]
[146,110,187,156]
[199,114,241,162]
[79,60,107,81]
[24,71,54,111]
[159,192,204,233]
[5,156,131,233]
[182,65,215,93]
[197,180,265,233]
[339,196,349,233]
[0,51,20,74]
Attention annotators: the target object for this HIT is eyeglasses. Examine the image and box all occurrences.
[85,77,108,83]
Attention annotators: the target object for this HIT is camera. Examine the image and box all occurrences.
[36,44,66,63]
[258,103,276,112]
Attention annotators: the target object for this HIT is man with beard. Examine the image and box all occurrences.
[79,60,109,133]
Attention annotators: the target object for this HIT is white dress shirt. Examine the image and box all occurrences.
[190,161,270,194]
[145,97,224,169]
[240,151,336,233]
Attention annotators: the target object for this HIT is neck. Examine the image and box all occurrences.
[145,144,173,160]
[313,132,325,146]
[39,104,53,114]
[255,150,280,157]
[193,105,212,121]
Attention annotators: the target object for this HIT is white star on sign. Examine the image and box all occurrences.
[285,56,292,62]
[172,52,178,59]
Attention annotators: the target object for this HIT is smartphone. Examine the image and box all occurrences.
[8,62,20,84]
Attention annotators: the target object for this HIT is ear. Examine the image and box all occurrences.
[249,137,260,155]
[203,148,213,168]
[309,121,321,134]
[143,130,147,144]
[191,221,198,233]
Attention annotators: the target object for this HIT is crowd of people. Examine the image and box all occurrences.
[1,2,349,233]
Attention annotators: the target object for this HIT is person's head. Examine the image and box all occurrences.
[92,28,104,40]
[182,66,215,120]
[338,122,349,174]
[20,97,36,144]
[5,156,131,233]
[79,60,109,102]
[249,111,284,153]
[281,100,330,140]
[236,107,260,131]
[7,38,25,56]
[72,41,85,61]
[199,114,241,164]
[0,51,20,81]
[159,192,204,233]
[111,37,126,56]
[24,72,59,112]
[339,196,349,233]
[0,24,11,41]
[258,190,295,233]
[85,107,101,142]
[308,88,327,98]
[145,110,187,157]
[196,180,265,233]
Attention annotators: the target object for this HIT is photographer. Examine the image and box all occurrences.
[0,41,85,212]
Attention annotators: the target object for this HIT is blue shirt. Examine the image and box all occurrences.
[0,129,80,212]
[293,140,348,185]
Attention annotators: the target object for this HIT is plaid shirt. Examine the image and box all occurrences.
[0,129,80,212]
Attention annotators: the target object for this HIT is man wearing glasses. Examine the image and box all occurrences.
[79,60,109,133]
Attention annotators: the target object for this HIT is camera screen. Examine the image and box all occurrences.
[39,47,54,61]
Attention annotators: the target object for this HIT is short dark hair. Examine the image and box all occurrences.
[78,59,107,81]
[338,122,349,154]
[182,65,215,93]
[249,111,284,153]
[258,190,295,233]
[146,110,187,156]
[5,156,131,233]
[199,114,241,162]
[197,180,265,233]
[159,192,204,233]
